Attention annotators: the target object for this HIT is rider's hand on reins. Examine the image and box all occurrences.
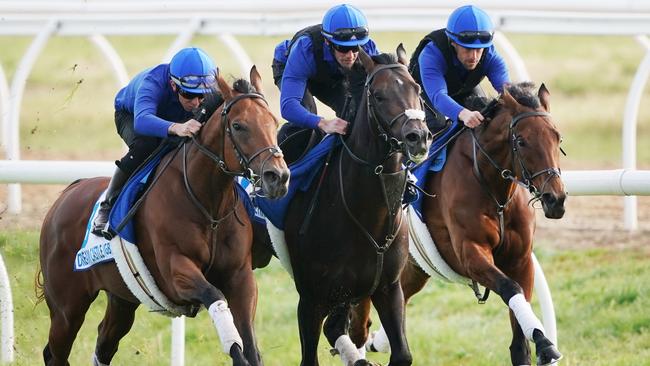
[318,117,349,135]
[169,119,202,137]
[459,108,484,128]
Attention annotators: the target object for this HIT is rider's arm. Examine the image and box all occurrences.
[133,73,175,138]
[483,46,510,93]
[419,42,464,124]
[279,36,321,129]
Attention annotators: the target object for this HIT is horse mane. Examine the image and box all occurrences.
[371,52,398,65]
[505,81,541,109]
[192,77,257,122]
[232,78,257,94]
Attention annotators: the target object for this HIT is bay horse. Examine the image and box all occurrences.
[280,46,431,366]
[353,82,566,365]
[37,66,289,366]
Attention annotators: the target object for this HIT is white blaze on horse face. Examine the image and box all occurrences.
[404,109,425,121]
[508,293,545,341]
[208,300,244,354]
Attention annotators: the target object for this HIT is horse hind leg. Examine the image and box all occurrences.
[93,293,139,365]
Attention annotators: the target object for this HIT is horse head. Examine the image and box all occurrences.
[492,82,566,218]
[355,44,432,164]
[201,66,289,199]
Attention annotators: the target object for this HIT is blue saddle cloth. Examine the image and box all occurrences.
[410,122,464,218]
[255,135,340,229]
[108,144,176,243]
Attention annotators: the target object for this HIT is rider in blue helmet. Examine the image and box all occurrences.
[408,5,510,136]
[270,3,379,163]
[92,46,219,237]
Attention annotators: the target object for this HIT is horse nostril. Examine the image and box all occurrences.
[263,171,279,185]
[405,132,420,145]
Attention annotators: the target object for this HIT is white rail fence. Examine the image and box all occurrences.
[0,1,649,365]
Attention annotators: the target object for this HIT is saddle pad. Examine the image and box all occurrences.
[255,134,340,229]
[109,144,175,243]
[406,206,470,285]
[265,219,294,278]
[74,191,114,271]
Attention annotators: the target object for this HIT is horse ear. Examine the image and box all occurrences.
[358,46,375,73]
[217,74,233,100]
[396,43,408,66]
[249,65,264,95]
[501,87,519,110]
[538,83,551,112]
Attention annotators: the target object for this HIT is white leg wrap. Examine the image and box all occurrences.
[208,300,244,354]
[368,326,391,353]
[357,345,366,359]
[92,353,110,366]
[508,293,545,341]
[335,335,361,366]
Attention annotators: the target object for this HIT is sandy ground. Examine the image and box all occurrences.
[1,183,648,250]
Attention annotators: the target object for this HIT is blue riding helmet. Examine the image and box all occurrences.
[321,4,370,47]
[445,5,494,49]
[169,47,218,94]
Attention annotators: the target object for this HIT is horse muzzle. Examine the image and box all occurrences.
[261,166,290,199]
[540,191,566,219]
[403,125,432,164]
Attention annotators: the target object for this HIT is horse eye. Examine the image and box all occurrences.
[516,136,526,147]
[232,122,243,131]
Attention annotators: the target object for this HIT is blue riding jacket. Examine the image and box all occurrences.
[418,41,509,124]
[275,36,379,129]
[114,64,194,138]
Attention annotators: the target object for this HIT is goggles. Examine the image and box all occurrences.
[449,31,493,45]
[331,43,360,54]
[323,26,369,42]
[170,74,216,90]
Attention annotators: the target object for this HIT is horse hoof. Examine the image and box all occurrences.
[537,344,563,365]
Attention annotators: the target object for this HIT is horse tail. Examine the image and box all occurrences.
[34,266,45,306]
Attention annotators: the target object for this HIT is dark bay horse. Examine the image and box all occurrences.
[354,82,566,365]
[280,46,431,366]
[37,67,289,366]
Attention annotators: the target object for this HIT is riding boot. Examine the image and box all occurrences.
[92,167,129,237]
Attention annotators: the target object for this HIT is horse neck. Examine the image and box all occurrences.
[464,114,516,197]
[183,112,236,208]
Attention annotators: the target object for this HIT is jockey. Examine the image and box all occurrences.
[409,5,510,135]
[271,3,380,163]
[92,47,219,237]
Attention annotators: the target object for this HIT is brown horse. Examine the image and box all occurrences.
[275,46,430,366]
[353,82,566,365]
[37,67,289,366]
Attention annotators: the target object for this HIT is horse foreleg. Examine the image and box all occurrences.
[462,244,561,365]
[324,304,369,365]
[94,293,139,365]
[223,267,263,366]
[505,260,562,366]
[297,297,325,366]
[169,255,247,365]
[370,281,412,366]
[348,298,372,352]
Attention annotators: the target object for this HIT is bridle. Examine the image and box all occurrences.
[183,92,283,230]
[338,62,426,297]
[470,108,562,247]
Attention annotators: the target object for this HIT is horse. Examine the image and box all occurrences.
[352,82,566,365]
[36,66,290,366]
[274,46,431,366]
